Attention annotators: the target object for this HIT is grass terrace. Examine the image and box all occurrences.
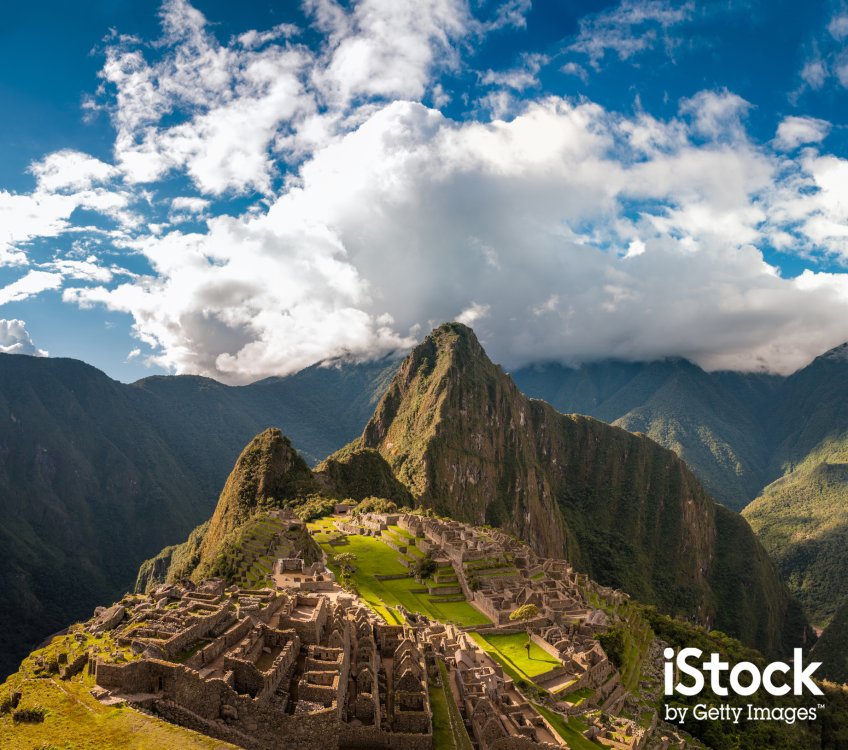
[429,660,474,750]
[534,704,604,750]
[469,632,561,683]
[557,686,594,706]
[308,519,490,627]
[0,674,235,750]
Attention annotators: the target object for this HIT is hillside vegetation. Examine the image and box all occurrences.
[0,353,395,678]
[514,342,848,644]
[333,323,807,657]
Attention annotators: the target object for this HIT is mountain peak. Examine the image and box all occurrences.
[196,427,315,571]
[818,341,848,364]
[407,321,488,375]
[348,322,803,657]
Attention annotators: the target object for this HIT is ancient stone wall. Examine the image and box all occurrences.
[185,617,252,670]
[339,724,433,750]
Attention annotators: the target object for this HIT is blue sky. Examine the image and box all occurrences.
[1,0,847,382]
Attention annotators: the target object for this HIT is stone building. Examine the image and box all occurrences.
[91,584,432,750]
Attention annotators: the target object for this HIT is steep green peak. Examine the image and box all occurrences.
[425,320,485,354]
[400,321,490,383]
[196,427,316,570]
[361,322,506,446]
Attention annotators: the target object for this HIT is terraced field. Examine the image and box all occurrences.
[307,518,490,627]
[219,514,315,589]
[469,632,560,681]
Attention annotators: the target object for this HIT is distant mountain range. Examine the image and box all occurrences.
[2,331,847,678]
[511,344,848,635]
[0,352,395,677]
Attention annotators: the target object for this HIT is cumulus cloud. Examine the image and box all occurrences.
[29,150,119,192]
[98,4,314,195]
[62,92,848,381]
[8,0,848,383]
[307,0,471,106]
[679,89,751,141]
[0,319,47,357]
[774,115,831,150]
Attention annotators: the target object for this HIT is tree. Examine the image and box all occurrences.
[413,552,438,581]
[509,603,541,657]
[333,552,357,579]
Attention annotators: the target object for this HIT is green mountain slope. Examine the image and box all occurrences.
[743,438,848,627]
[512,360,780,509]
[811,598,848,684]
[0,353,396,679]
[0,356,204,680]
[137,428,321,588]
[336,323,807,656]
[742,345,848,631]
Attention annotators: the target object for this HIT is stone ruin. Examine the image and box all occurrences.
[71,511,663,750]
[338,513,651,749]
[90,581,432,750]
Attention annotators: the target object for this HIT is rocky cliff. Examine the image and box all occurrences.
[338,323,807,656]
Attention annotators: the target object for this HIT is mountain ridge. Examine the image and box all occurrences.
[332,322,808,657]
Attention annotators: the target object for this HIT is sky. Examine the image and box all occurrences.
[1,0,848,383]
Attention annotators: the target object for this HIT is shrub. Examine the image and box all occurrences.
[413,552,438,581]
[355,497,398,514]
[13,705,47,723]
[598,627,626,669]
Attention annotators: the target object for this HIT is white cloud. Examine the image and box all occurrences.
[307,0,471,106]
[829,13,848,40]
[0,271,63,306]
[29,150,119,192]
[7,0,848,383]
[62,92,848,381]
[774,115,831,150]
[169,196,210,222]
[801,58,828,89]
[795,12,848,94]
[678,89,751,141]
[482,0,532,32]
[480,53,547,91]
[561,61,588,83]
[800,58,828,89]
[456,302,490,325]
[0,319,47,357]
[98,0,315,195]
[568,0,693,68]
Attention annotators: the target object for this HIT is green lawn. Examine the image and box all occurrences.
[470,632,560,680]
[388,524,415,541]
[533,704,604,750]
[0,675,236,750]
[557,686,594,705]
[429,661,473,750]
[316,530,490,627]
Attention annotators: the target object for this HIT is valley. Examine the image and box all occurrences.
[2,321,848,748]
